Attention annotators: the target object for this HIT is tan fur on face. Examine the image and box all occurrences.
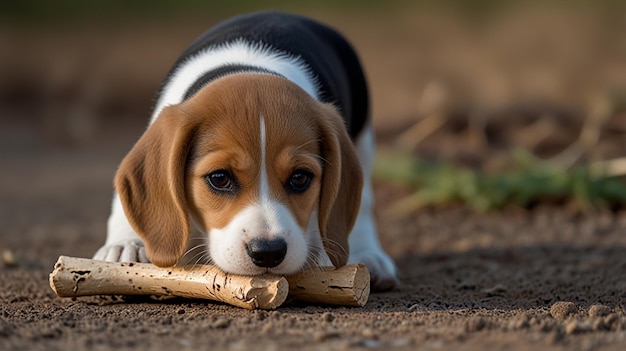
[268,146,322,228]
[116,74,362,268]
[187,75,324,233]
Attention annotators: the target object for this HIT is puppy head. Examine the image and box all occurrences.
[115,74,362,273]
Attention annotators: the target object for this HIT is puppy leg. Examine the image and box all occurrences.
[348,125,399,291]
[93,194,149,263]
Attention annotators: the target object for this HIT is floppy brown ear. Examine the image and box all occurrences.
[317,104,364,268]
[114,106,199,267]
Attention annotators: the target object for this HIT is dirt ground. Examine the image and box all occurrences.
[2,4,626,351]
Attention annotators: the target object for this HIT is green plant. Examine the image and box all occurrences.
[374,149,626,215]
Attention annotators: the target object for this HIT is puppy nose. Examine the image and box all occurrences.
[245,238,287,268]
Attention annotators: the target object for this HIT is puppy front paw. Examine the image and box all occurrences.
[93,240,149,263]
[349,249,399,291]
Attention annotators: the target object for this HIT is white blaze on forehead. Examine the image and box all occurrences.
[259,115,269,204]
[257,115,284,234]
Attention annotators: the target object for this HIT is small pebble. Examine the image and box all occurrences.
[604,313,619,329]
[211,318,230,329]
[481,284,507,297]
[564,321,579,335]
[254,310,269,321]
[465,317,486,332]
[0,319,12,337]
[588,304,611,318]
[2,250,18,268]
[507,317,529,331]
[360,339,382,348]
[565,320,591,335]
[408,304,425,312]
[529,317,540,326]
[177,309,185,315]
[592,318,608,331]
[162,315,173,325]
[391,337,412,347]
[260,322,273,334]
[321,312,334,323]
[361,328,377,339]
[314,328,340,342]
[547,330,565,345]
[550,301,577,320]
[536,320,555,333]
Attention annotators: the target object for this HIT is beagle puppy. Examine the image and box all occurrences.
[94,11,398,290]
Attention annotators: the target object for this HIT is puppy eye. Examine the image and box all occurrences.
[206,170,237,193]
[287,170,313,194]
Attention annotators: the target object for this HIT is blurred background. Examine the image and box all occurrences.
[2,0,626,264]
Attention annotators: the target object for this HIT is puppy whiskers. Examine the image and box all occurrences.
[295,139,331,166]
[300,230,329,278]
[177,243,211,268]
[319,235,349,265]
[307,153,330,165]
[294,139,321,152]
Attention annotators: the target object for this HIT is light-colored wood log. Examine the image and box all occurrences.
[286,263,370,307]
[49,256,288,310]
[49,256,370,309]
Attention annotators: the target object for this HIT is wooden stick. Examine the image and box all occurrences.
[49,256,288,310]
[49,256,370,309]
[286,264,369,307]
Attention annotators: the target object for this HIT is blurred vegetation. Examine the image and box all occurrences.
[375,150,626,214]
